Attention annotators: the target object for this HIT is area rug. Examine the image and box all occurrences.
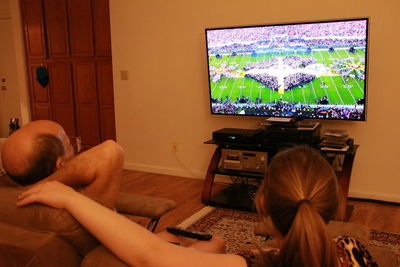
[179,206,400,263]
[178,207,265,253]
[369,229,400,264]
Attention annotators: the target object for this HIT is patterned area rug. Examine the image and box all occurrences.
[180,207,400,263]
[179,207,265,253]
[369,229,400,265]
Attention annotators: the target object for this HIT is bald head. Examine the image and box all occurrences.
[1,120,72,185]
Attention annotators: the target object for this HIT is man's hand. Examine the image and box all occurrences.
[16,181,78,209]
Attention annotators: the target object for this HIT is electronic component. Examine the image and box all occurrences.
[166,226,213,240]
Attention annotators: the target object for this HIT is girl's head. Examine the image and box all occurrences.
[256,146,340,267]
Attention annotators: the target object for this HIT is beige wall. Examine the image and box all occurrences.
[3,0,399,201]
[110,0,400,202]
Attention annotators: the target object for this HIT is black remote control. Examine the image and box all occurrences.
[166,226,213,240]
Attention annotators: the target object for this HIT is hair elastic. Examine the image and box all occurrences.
[296,198,311,208]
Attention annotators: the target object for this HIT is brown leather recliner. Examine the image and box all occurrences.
[0,175,177,267]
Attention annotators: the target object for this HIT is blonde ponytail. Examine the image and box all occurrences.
[279,201,337,267]
[256,146,340,267]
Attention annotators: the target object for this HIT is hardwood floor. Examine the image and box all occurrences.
[347,200,400,234]
[120,170,400,234]
[120,170,218,232]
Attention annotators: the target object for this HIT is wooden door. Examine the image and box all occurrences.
[43,0,70,58]
[73,60,101,147]
[68,0,94,58]
[92,0,112,57]
[19,0,46,59]
[27,62,51,120]
[48,62,76,136]
[20,0,116,149]
[96,59,116,140]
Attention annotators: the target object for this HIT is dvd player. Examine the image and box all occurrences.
[212,128,263,144]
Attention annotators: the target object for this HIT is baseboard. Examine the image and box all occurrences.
[123,163,253,184]
[348,190,400,204]
[123,162,204,180]
[124,162,400,205]
[348,197,400,206]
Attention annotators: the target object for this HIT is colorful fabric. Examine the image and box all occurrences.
[336,236,378,267]
[238,236,378,267]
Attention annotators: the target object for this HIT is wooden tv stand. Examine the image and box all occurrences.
[201,139,359,219]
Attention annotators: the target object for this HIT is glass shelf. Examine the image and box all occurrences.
[211,167,264,179]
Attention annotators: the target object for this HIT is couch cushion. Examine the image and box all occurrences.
[81,245,129,267]
[367,246,398,267]
[0,222,81,267]
[0,176,98,256]
[0,243,39,267]
[327,220,370,245]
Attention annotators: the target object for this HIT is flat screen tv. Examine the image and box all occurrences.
[205,18,369,121]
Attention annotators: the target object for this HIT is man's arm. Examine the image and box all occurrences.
[42,140,124,209]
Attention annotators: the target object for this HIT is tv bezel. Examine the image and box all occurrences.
[205,17,370,122]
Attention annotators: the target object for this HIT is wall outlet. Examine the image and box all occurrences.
[1,78,6,90]
[171,142,178,152]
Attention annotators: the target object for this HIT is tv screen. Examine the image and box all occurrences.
[205,18,369,121]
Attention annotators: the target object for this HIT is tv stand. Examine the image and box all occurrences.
[201,134,359,219]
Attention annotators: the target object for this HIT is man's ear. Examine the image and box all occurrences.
[55,157,64,171]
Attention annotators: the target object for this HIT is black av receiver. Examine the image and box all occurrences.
[212,128,263,144]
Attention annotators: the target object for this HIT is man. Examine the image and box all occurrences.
[1,120,123,209]
[4,120,227,252]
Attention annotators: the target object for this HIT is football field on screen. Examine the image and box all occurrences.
[209,50,366,105]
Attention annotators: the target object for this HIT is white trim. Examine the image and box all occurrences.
[124,162,399,204]
[348,190,400,203]
[124,162,242,184]
[123,162,204,180]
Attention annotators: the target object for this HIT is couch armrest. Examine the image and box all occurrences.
[0,185,99,256]
[327,220,370,245]
[116,192,177,219]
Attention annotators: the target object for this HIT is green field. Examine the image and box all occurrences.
[209,49,366,106]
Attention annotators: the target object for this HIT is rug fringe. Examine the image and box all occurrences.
[177,206,215,229]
